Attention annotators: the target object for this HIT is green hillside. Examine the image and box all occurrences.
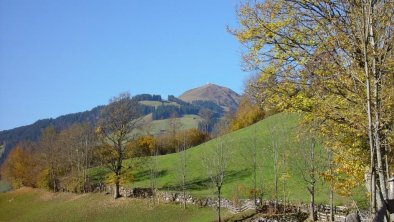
[134,114,202,135]
[92,113,367,206]
[139,100,180,108]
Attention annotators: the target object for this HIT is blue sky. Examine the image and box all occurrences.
[0,0,248,131]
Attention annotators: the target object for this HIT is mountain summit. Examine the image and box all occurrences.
[179,83,241,111]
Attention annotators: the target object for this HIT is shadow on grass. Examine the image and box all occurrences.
[133,169,168,182]
[162,169,251,191]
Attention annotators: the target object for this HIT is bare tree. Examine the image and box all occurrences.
[269,126,281,210]
[199,108,213,134]
[96,93,141,199]
[39,126,62,192]
[168,113,181,152]
[203,136,231,222]
[242,125,263,207]
[176,130,189,209]
[58,123,96,193]
[293,134,325,221]
[149,148,159,205]
[269,130,280,212]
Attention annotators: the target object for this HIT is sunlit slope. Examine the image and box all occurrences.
[94,112,365,205]
[128,113,327,201]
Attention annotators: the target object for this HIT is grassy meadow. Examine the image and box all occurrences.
[131,114,202,136]
[0,187,221,222]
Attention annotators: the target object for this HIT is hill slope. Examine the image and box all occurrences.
[91,112,365,206]
[179,83,241,111]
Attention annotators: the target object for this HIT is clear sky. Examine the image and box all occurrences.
[0,0,248,131]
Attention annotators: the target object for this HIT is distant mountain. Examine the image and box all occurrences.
[0,84,241,165]
[179,83,241,111]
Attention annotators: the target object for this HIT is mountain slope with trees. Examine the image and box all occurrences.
[0,84,239,165]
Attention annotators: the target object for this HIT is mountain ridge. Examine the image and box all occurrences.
[179,83,241,111]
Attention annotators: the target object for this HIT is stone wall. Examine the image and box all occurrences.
[107,186,250,211]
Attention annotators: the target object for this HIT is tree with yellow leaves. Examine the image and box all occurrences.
[231,0,394,220]
[229,95,265,131]
[1,144,35,188]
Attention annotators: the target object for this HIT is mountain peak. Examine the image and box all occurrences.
[179,83,241,111]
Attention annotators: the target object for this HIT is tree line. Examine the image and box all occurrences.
[0,93,208,196]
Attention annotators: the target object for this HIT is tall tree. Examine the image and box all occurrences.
[1,143,35,188]
[96,93,141,199]
[58,123,96,192]
[39,126,63,192]
[232,1,394,219]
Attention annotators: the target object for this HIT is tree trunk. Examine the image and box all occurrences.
[369,9,389,221]
[114,182,120,199]
[329,181,334,221]
[362,1,377,214]
[274,174,278,212]
[218,186,222,222]
[309,184,316,221]
[182,172,186,209]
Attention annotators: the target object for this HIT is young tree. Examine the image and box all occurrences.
[242,125,264,207]
[203,137,231,222]
[176,130,189,209]
[293,135,324,221]
[269,128,280,212]
[96,93,141,199]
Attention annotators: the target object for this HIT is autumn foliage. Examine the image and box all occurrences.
[229,96,264,132]
[1,144,35,188]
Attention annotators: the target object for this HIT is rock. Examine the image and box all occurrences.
[345,212,361,222]
[252,218,278,222]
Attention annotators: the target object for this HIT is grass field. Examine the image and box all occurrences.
[92,113,368,207]
[0,187,222,222]
[138,100,180,108]
[132,114,202,136]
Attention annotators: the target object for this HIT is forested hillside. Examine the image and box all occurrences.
[0,106,103,164]
[0,85,240,165]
